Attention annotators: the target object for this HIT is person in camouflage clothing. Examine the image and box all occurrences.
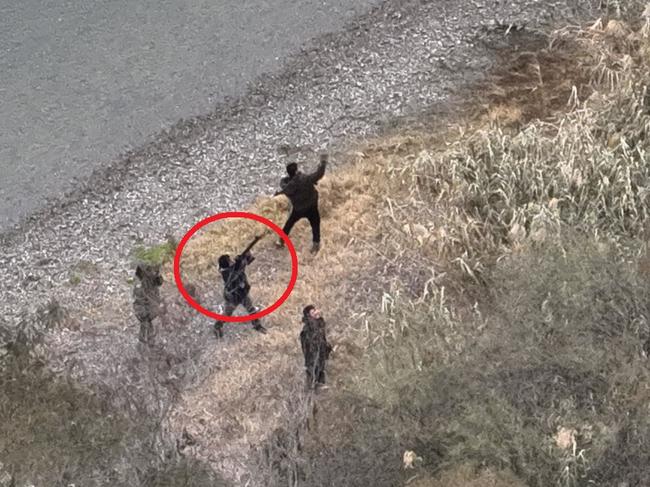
[133,263,164,346]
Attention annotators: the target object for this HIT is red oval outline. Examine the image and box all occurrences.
[173,211,298,322]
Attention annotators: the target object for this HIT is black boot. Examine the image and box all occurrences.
[139,320,154,346]
[214,322,224,339]
[253,322,267,334]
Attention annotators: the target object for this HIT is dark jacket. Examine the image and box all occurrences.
[300,315,332,369]
[277,160,327,211]
[133,283,161,322]
[220,253,254,303]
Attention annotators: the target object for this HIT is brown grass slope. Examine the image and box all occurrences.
[167,11,650,487]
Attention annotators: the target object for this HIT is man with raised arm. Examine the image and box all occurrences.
[274,153,328,254]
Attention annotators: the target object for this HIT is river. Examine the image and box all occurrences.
[0,0,381,230]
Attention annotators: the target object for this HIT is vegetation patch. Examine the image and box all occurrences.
[133,237,178,266]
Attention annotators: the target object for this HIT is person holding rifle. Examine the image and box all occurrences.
[214,234,267,338]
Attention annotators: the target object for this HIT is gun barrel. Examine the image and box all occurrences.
[240,234,263,257]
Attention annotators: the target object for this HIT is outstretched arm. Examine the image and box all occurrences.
[234,252,254,270]
[274,177,298,197]
[274,176,293,197]
[306,153,328,184]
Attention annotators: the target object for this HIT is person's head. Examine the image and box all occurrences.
[135,263,163,287]
[218,254,232,269]
[303,305,321,320]
[286,162,298,177]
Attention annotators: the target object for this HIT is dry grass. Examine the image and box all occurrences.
[243,14,650,487]
[383,17,650,285]
[322,15,650,487]
[166,148,395,484]
[156,13,650,486]
[409,463,527,487]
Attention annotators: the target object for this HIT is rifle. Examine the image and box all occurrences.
[237,234,263,260]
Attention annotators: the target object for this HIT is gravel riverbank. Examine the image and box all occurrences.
[0,0,596,337]
[0,0,382,229]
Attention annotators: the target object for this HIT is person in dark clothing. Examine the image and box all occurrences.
[214,251,267,338]
[274,153,328,254]
[133,263,164,346]
[300,305,332,389]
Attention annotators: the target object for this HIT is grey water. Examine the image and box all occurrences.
[0,0,380,231]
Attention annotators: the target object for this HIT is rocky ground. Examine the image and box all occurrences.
[1,0,596,337]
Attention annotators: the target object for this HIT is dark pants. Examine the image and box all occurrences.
[283,205,320,243]
[138,318,154,346]
[305,362,326,388]
[214,295,262,336]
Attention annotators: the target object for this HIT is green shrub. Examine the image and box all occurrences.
[133,237,177,266]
